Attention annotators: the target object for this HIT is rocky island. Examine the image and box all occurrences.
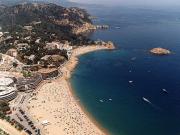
[0,2,114,135]
[150,47,171,55]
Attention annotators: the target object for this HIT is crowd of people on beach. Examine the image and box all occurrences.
[28,80,104,135]
[26,45,114,135]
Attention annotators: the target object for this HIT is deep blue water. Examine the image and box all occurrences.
[71,6,180,135]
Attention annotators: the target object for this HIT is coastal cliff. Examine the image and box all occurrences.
[0,3,94,35]
[0,2,107,64]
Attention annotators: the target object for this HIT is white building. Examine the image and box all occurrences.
[0,77,14,86]
[23,26,33,31]
[6,48,18,58]
[0,32,3,38]
[45,41,72,51]
[17,43,29,51]
[45,42,63,50]
[0,86,17,101]
[28,54,36,61]
[0,75,17,102]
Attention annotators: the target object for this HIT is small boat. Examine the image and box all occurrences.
[162,89,168,93]
[99,100,104,103]
[142,97,151,104]
[129,81,133,83]
[131,57,136,61]
[129,70,132,73]
[115,26,121,29]
[109,98,112,101]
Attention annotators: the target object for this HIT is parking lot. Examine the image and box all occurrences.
[10,93,41,135]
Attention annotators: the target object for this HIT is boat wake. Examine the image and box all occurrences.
[142,97,151,104]
[162,89,168,94]
[142,97,162,111]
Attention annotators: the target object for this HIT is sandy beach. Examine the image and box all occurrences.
[26,45,114,135]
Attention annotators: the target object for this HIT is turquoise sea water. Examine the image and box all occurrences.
[71,6,180,135]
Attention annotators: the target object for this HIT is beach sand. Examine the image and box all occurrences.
[26,45,114,135]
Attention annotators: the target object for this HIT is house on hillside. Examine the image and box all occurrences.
[45,41,72,59]
[40,55,52,67]
[23,26,33,31]
[40,55,66,67]
[6,48,18,58]
[45,42,63,50]
[26,54,36,65]
[32,21,42,26]
[16,43,29,51]
[0,32,3,38]
[45,41,72,51]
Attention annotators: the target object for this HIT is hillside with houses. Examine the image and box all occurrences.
[0,2,99,67]
[0,2,115,135]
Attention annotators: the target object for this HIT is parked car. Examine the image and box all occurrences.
[25,129,32,135]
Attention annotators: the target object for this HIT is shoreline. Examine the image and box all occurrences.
[27,44,115,135]
[64,45,115,134]
[66,77,111,135]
